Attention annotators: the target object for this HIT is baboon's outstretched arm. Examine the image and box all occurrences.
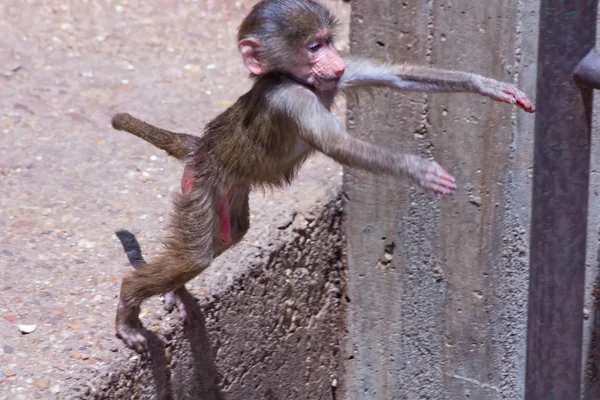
[340,57,535,113]
[272,86,456,195]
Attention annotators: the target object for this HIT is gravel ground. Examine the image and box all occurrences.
[0,1,349,398]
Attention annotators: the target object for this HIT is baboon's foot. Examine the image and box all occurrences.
[115,301,147,353]
[163,287,191,322]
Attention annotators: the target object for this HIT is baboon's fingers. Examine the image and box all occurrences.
[424,164,457,196]
[502,86,535,113]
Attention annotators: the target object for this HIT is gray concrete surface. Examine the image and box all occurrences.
[0,1,351,398]
[344,1,538,399]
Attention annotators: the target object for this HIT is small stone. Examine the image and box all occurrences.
[5,370,16,377]
[18,324,36,334]
[32,377,51,390]
[50,384,61,394]
[3,345,15,354]
[3,312,18,322]
[67,323,81,330]
[2,249,13,256]
[77,239,95,249]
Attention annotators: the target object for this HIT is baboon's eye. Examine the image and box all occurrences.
[308,41,322,52]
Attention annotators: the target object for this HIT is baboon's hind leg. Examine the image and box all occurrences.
[165,187,251,318]
[115,187,215,353]
[115,228,196,321]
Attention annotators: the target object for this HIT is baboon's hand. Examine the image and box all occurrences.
[410,157,457,196]
[475,76,535,113]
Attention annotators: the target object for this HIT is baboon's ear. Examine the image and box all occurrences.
[239,38,266,75]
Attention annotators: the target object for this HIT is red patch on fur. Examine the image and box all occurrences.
[216,193,232,245]
[181,164,195,194]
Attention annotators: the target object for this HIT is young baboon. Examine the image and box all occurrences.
[111,0,534,352]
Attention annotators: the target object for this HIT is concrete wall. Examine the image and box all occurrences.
[345,1,538,399]
[65,196,346,399]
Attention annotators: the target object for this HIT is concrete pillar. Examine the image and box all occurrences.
[344,1,538,398]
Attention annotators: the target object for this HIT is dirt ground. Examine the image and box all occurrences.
[0,1,349,398]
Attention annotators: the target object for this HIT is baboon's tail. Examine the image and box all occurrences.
[111,113,200,160]
[115,229,145,269]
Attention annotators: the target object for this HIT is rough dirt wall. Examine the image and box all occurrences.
[344,1,538,399]
[65,197,347,399]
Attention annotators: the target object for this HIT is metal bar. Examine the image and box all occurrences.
[575,50,600,90]
[525,1,598,399]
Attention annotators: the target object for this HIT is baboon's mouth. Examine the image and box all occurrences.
[316,76,341,87]
[318,76,340,83]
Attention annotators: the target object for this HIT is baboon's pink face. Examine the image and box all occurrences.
[287,30,346,91]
